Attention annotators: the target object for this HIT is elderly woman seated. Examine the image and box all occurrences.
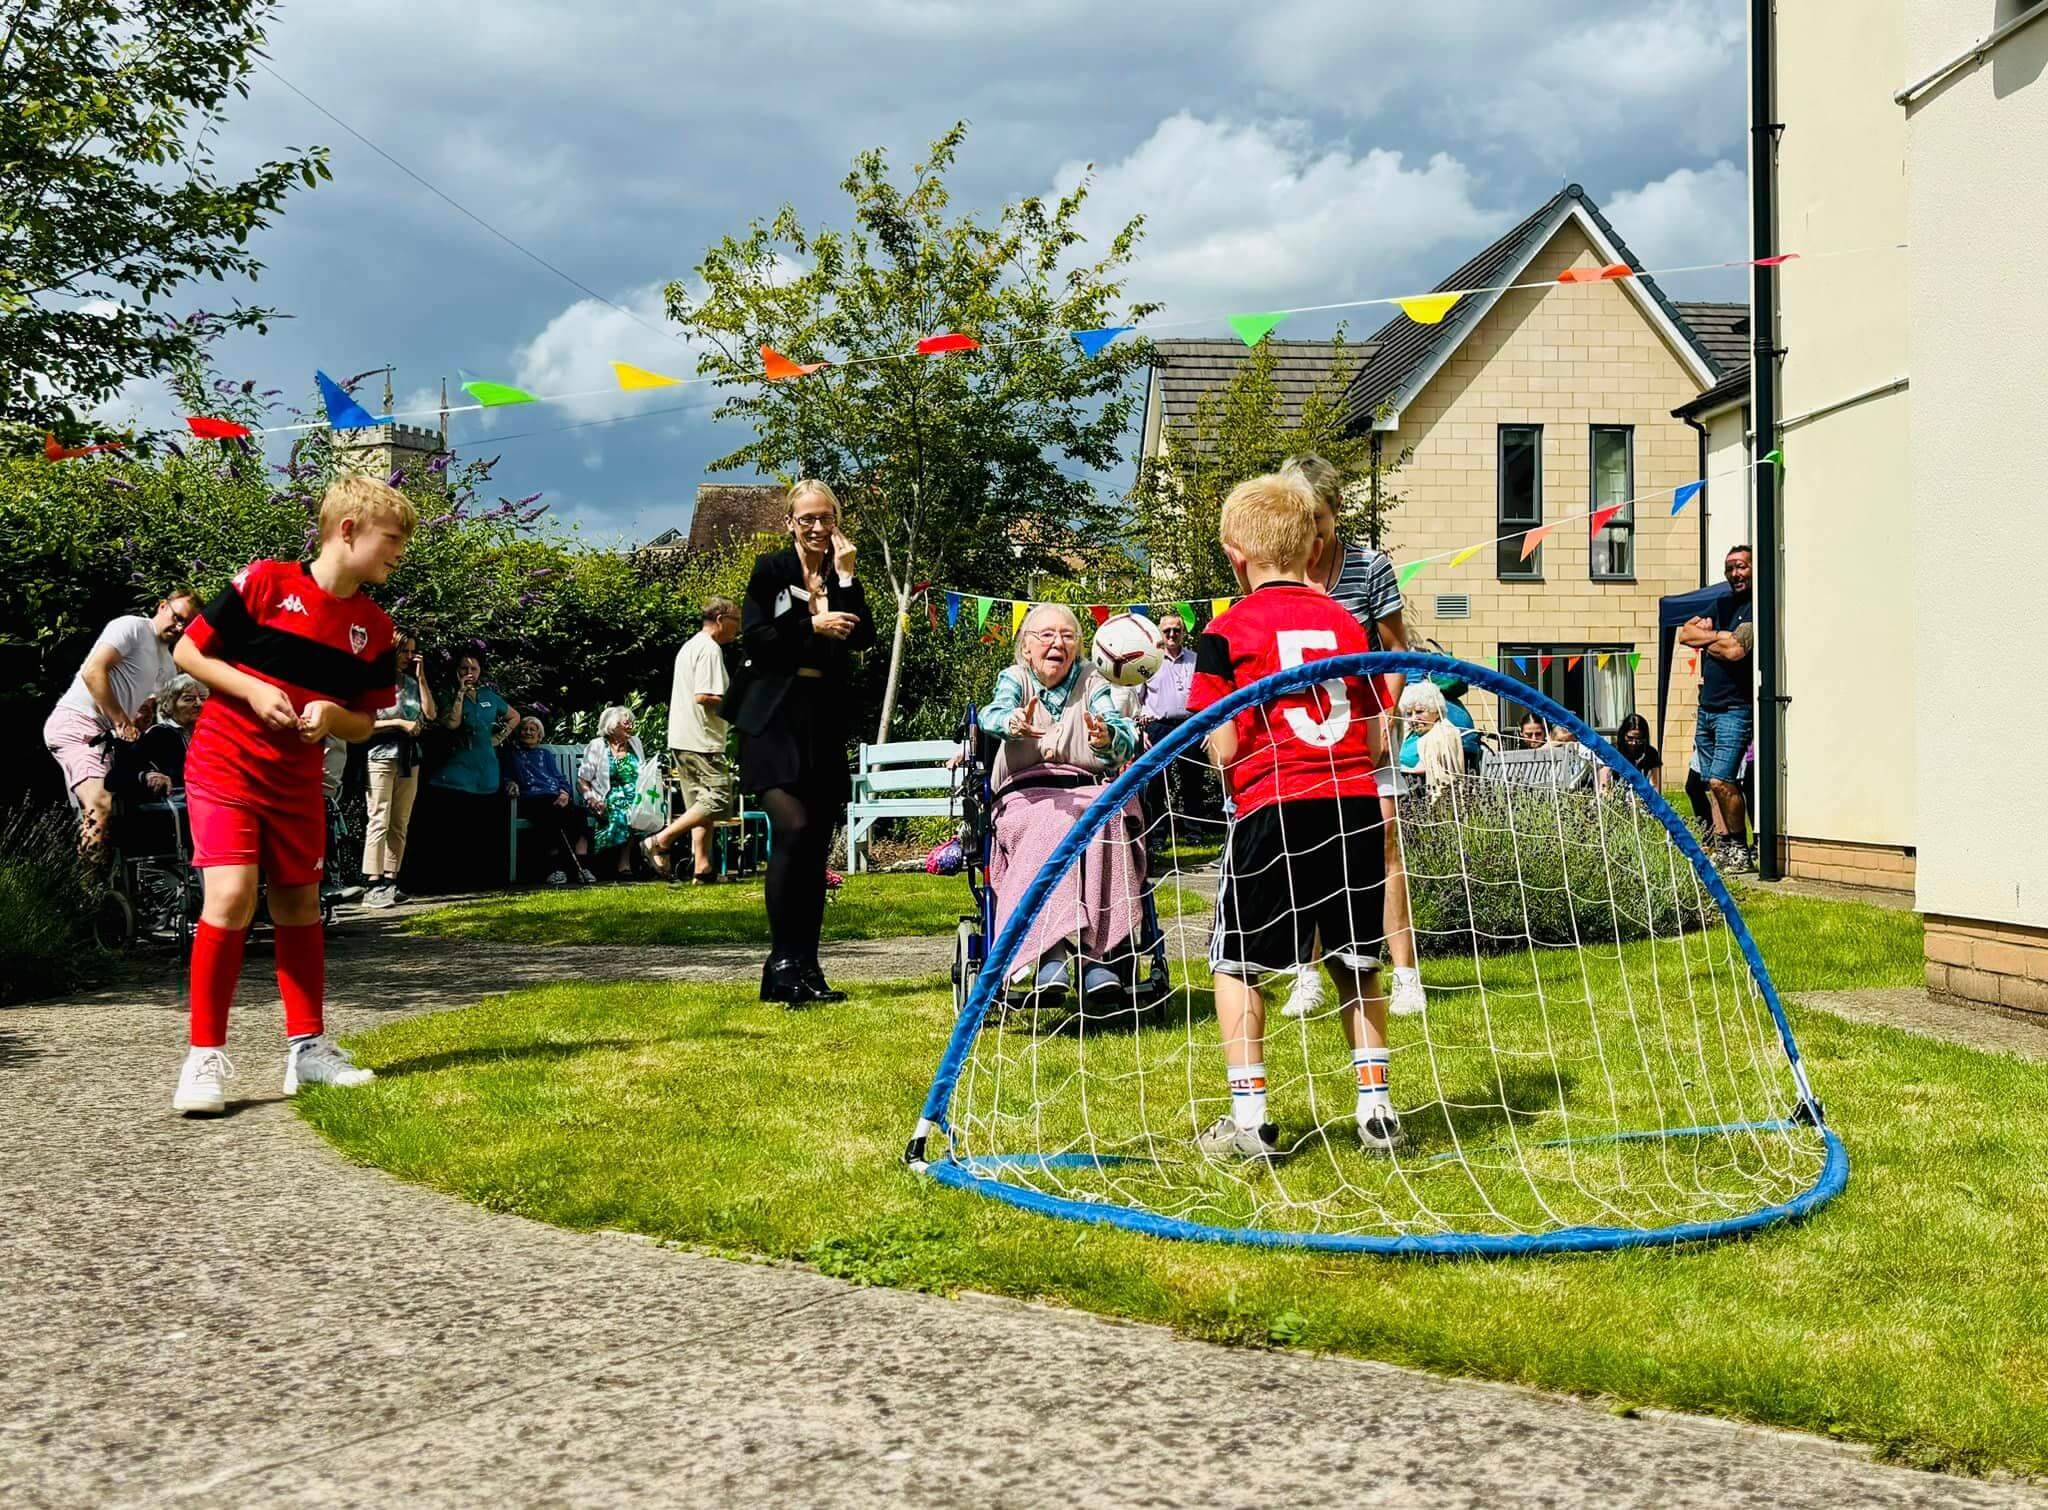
[506,716,594,886]
[1396,680,1471,794]
[977,604,1145,1001]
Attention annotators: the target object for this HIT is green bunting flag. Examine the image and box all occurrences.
[1174,601,1195,631]
[1764,448,1785,477]
[975,596,993,629]
[461,380,539,407]
[1226,312,1286,347]
[1397,560,1427,590]
[1628,652,1642,673]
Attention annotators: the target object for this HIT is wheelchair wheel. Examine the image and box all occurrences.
[92,888,136,952]
[951,918,980,1015]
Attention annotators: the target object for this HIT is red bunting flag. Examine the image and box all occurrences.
[1567,655,1583,672]
[1754,253,1801,267]
[1089,605,1109,626]
[1589,504,1623,535]
[761,345,826,381]
[1690,654,1700,674]
[186,416,253,440]
[1539,655,1554,671]
[1519,524,1552,561]
[44,432,124,461]
[926,598,940,629]
[916,332,980,356]
[1557,263,1633,284]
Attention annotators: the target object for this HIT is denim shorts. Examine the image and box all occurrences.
[1694,706,1753,785]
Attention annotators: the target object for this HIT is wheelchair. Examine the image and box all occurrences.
[947,706,1173,1018]
[92,793,202,954]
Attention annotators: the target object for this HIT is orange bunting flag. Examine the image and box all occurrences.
[1567,655,1583,672]
[1557,262,1633,284]
[1690,654,1700,674]
[1589,504,1623,535]
[761,346,825,381]
[1519,525,1551,561]
[44,432,124,461]
[916,332,979,356]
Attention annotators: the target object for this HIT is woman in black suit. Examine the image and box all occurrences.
[732,480,876,1004]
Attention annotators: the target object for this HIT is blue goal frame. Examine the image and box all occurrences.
[904,653,1846,1257]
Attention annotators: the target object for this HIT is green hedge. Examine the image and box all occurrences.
[0,804,109,1004]
[1403,781,1718,956]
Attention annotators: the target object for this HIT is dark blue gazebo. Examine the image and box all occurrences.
[1656,580,1732,750]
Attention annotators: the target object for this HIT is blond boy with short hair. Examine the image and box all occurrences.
[169,475,415,1115]
[1185,473,1398,1158]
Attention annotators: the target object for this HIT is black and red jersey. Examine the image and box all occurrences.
[1187,580,1383,816]
[183,559,396,809]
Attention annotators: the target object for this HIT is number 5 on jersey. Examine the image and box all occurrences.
[1274,630,1353,747]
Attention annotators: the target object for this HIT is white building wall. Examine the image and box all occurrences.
[1700,403,1752,576]
[1904,2,2048,927]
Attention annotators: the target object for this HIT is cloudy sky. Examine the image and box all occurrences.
[101,0,1752,545]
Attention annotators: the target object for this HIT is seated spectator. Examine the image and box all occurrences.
[577,706,653,879]
[1597,712,1663,797]
[1519,714,1546,749]
[976,604,1143,1000]
[1395,679,1466,792]
[106,672,207,855]
[1423,671,1482,769]
[507,716,594,886]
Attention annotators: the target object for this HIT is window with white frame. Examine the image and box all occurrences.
[1590,425,1634,580]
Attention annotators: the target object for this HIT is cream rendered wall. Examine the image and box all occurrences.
[1387,220,1706,749]
[1772,1,1915,853]
[1903,3,2048,927]
[1698,402,1752,581]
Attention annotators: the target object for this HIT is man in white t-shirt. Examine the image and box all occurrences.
[642,597,741,882]
[43,590,200,855]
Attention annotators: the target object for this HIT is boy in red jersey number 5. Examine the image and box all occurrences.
[168,476,414,1115]
[1186,473,1398,1161]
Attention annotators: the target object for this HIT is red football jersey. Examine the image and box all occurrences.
[183,559,397,810]
[1187,581,1383,816]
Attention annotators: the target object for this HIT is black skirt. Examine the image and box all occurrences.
[738,678,852,807]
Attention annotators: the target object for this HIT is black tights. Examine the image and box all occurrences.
[760,785,834,964]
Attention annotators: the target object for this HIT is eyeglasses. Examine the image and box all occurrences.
[792,514,836,531]
[168,610,193,629]
[1024,629,1078,645]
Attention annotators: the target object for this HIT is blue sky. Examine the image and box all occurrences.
[97,0,1753,546]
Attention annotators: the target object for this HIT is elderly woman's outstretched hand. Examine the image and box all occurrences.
[1084,711,1112,751]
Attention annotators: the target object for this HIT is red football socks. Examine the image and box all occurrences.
[186,920,245,1048]
[274,922,326,1040]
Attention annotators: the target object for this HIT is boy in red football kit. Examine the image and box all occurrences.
[169,475,415,1115]
[1186,472,1397,1160]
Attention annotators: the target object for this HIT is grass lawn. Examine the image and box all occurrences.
[299,889,2048,1476]
[404,869,1198,948]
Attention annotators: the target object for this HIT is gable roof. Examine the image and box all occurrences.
[1343,183,1721,428]
[1148,338,1372,439]
[1674,301,1751,377]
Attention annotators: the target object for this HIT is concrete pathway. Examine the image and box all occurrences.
[2,902,2042,1508]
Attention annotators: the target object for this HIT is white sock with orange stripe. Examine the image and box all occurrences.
[1228,1062,1268,1133]
[1353,1047,1391,1121]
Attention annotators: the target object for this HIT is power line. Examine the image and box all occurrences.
[253,60,684,351]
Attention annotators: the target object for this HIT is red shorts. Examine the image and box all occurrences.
[187,783,326,887]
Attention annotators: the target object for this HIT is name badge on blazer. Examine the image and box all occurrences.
[775,587,799,618]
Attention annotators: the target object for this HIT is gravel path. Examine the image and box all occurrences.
[3,902,2041,1507]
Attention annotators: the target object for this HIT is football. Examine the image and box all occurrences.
[1090,612,1165,687]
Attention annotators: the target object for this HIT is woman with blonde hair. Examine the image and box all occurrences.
[729,480,875,1004]
[977,602,1142,1000]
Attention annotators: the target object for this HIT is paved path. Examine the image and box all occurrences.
[3,904,2043,1508]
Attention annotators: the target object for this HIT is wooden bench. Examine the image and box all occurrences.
[845,738,961,873]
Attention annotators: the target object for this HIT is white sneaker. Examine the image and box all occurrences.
[1357,1102,1404,1153]
[172,1047,236,1115]
[1196,1115,1281,1162]
[1390,970,1427,1017]
[284,1036,375,1094]
[546,869,568,887]
[1280,964,1327,1020]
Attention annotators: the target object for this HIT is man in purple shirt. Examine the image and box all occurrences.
[1136,616,1214,852]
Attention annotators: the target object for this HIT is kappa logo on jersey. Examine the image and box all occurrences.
[280,593,308,616]
[349,622,368,654]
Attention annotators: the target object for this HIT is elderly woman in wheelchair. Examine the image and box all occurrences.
[975,603,1155,1003]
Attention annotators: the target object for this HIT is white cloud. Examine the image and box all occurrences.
[1603,160,1749,271]
[510,282,711,424]
[1054,114,1506,316]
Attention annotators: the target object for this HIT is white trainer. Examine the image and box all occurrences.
[1280,964,1327,1020]
[172,1047,236,1116]
[1357,1102,1404,1153]
[1389,970,1427,1017]
[283,1036,375,1094]
[1196,1115,1281,1162]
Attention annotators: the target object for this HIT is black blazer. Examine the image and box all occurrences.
[730,546,876,736]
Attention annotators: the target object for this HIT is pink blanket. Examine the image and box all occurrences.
[989,774,1147,974]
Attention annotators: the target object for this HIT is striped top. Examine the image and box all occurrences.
[1329,541,1404,646]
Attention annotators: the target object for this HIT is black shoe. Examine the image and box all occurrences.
[801,963,848,1003]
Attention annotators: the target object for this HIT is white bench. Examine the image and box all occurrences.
[846,739,961,873]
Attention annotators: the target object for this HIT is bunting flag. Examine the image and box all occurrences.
[1755,253,1801,267]
[1589,504,1623,535]
[1512,657,1529,673]
[1596,653,1610,669]
[1174,602,1195,631]
[315,370,390,430]
[1519,524,1552,561]
[1689,654,1701,674]
[761,345,826,381]
[1010,599,1028,634]
[613,362,680,390]
[917,332,979,356]
[926,598,940,630]
[1765,448,1785,476]
[1394,292,1463,325]
[1539,655,1554,671]
[1557,262,1633,284]
[1629,652,1642,673]
[186,416,253,440]
[1089,605,1110,627]
[1566,655,1583,671]
[1226,312,1286,347]
[1671,480,1704,515]
[1070,326,1132,359]
[1210,596,1232,620]
[43,432,124,461]
[461,379,538,407]
[1450,543,1484,568]
[1128,604,1145,619]
[1397,560,1428,590]
[946,592,962,628]
[975,596,993,630]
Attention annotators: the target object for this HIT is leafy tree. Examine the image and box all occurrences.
[666,122,1158,742]
[0,1,328,437]
[1129,333,1409,599]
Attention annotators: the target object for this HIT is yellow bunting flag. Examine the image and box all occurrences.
[1596,653,1610,669]
[1011,600,1028,634]
[613,362,680,390]
[1450,543,1483,568]
[1394,292,1463,325]
[1210,597,1232,620]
